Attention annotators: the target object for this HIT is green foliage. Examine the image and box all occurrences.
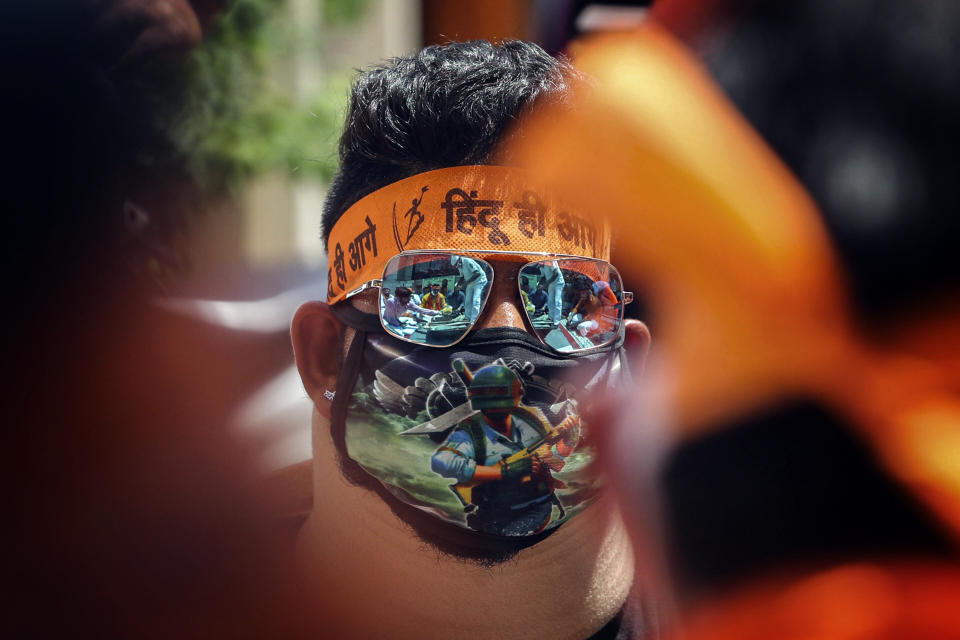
[323,0,375,26]
[152,0,370,195]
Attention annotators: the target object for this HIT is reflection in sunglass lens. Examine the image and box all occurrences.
[380,253,493,347]
[518,259,625,353]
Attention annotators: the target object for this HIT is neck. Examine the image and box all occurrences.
[483,411,512,436]
[295,410,635,639]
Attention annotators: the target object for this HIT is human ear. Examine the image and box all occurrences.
[623,319,651,370]
[291,301,343,408]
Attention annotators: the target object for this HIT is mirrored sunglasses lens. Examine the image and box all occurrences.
[519,259,624,352]
[380,253,492,346]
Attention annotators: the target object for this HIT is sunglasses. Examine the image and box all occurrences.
[345,250,633,353]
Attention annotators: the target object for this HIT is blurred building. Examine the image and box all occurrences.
[185,0,550,285]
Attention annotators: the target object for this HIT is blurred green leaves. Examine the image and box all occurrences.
[153,0,371,194]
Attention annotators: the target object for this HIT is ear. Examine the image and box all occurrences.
[291,301,344,413]
[623,319,651,371]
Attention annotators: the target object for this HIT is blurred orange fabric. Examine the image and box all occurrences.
[678,563,960,640]
[513,21,854,440]
[509,18,960,633]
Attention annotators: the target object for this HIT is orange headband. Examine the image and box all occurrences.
[324,165,611,304]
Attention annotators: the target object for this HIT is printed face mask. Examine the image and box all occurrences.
[330,320,631,537]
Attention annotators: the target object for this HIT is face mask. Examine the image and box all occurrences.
[328,306,631,537]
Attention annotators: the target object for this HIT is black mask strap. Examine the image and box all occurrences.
[329,303,627,360]
[329,325,368,458]
[461,326,626,358]
[329,303,384,333]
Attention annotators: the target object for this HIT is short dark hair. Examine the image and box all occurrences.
[321,40,579,246]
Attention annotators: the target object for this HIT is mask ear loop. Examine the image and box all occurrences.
[329,326,368,462]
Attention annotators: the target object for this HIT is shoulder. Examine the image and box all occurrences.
[448,418,483,441]
[444,428,474,446]
[514,406,551,434]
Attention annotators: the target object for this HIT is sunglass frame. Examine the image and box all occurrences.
[344,249,634,354]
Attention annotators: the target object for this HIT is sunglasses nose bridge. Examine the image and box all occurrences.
[473,273,527,333]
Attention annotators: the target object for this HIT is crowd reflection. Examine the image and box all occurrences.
[378,253,629,352]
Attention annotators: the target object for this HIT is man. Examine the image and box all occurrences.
[420,282,446,311]
[568,280,620,339]
[538,260,566,325]
[381,286,440,333]
[450,254,488,323]
[290,40,651,638]
[520,275,532,294]
[447,281,466,315]
[530,280,549,315]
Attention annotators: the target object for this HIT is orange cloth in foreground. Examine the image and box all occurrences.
[509,19,960,636]
[512,17,960,549]
[678,563,960,640]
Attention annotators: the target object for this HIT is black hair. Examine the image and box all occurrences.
[321,40,580,245]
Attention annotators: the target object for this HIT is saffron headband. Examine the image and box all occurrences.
[324,165,611,304]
